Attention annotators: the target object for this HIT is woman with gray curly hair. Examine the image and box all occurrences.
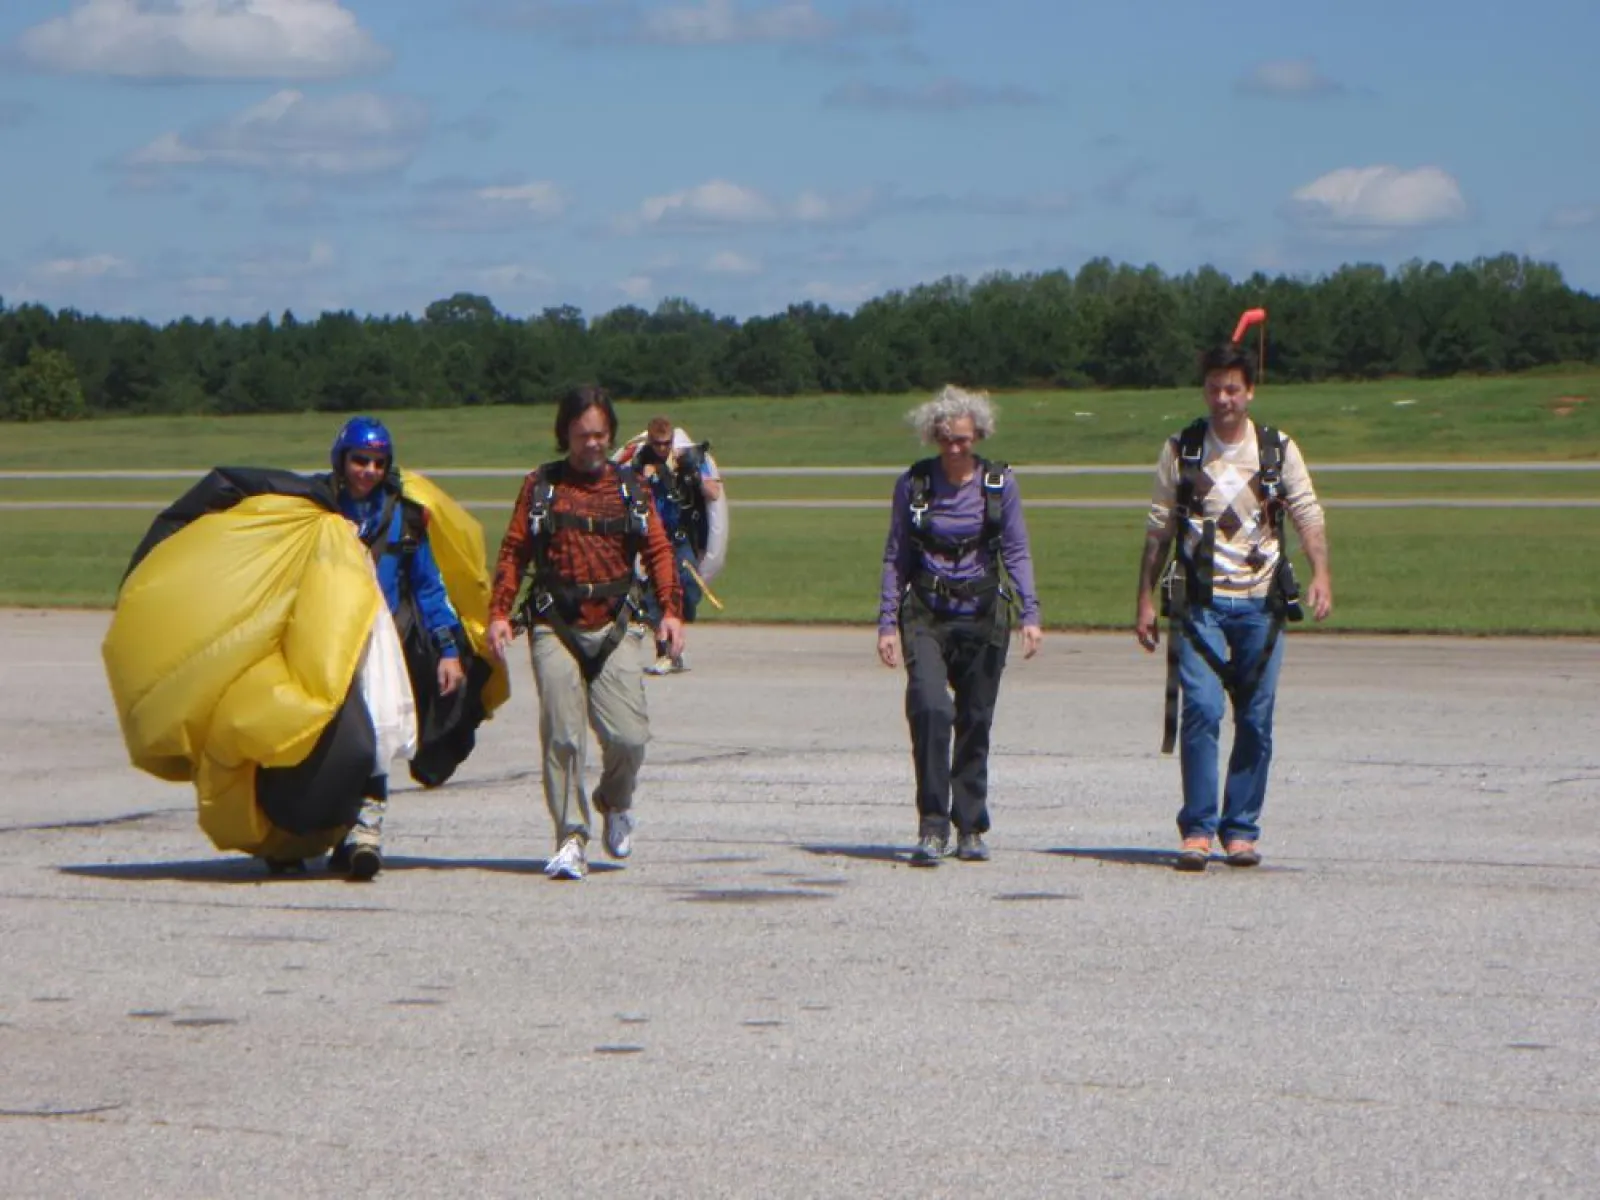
[877,385,1043,866]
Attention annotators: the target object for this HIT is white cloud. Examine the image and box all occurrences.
[1236,58,1345,97]
[473,182,568,219]
[706,250,761,274]
[17,0,390,81]
[625,178,874,232]
[641,0,829,44]
[480,0,909,47]
[1287,165,1467,229]
[404,178,568,230]
[126,90,429,178]
[823,77,1042,111]
[617,274,654,299]
[34,253,135,281]
[640,179,778,225]
[1543,204,1600,232]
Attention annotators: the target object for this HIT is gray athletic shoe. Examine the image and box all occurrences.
[910,835,948,867]
[603,810,635,860]
[955,832,990,862]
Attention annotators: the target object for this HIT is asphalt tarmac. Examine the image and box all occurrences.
[2,610,1597,1198]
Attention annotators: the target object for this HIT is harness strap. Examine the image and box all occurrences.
[1159,419,1294,753]
[361,488,401,559]
[526,584,640,683]
[548,511,634,536]
[382,496,426,580]
[906,455,1010,593]
[515,460,650,681]
[911,567,1001,605]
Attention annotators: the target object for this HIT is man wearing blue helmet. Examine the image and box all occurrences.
[325,416,465,880]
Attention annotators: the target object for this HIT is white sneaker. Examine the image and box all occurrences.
[602,810,635,860]
[645,654,674,676]
[544,836,587,880]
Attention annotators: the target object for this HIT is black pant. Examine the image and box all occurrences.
[902,615,1009,838]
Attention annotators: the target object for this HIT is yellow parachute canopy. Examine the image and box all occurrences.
[400,470,510,717]
[102,494,381,857]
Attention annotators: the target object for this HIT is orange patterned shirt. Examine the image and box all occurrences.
[490,462,682,631]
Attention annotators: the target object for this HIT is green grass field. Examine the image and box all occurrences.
[3,371,1598,469]
[5,506,1596,635]
[3,375,1597,632]
[2,469,1595,503]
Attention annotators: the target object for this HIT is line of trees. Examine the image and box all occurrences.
[4,253,1599,421]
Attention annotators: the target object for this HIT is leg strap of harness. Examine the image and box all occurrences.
[1174,605,1286,717]
[529,594,637,684]
[1161,613,1182,755]
[1228,606,1286,704]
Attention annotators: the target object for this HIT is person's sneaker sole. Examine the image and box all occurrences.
[347,845,381,881]
[1225,848,1262,868]
[1175,850,1209,872]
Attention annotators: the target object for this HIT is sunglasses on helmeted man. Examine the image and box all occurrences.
[348,453,387,468]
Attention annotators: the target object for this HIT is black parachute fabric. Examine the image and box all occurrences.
[393,589,494,788]
[256,682,378,836]
[124,466,337,580]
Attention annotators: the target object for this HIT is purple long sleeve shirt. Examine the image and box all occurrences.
[878,462,1041,632]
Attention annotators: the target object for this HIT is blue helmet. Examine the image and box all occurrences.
[330,416,394,472]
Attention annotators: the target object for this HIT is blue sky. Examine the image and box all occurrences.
[1,0,1596,324]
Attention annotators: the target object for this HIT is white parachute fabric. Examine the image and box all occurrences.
[358,593,418,773]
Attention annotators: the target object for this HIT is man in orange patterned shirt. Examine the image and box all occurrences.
[488,385,685,881]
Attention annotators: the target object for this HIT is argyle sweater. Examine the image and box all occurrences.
[1145,419,1325,598]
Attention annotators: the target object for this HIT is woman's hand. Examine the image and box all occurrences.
[877,631,899,668]
[1020,625,1042,659]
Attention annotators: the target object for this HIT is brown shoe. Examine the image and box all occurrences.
[1223,840,1261,868]
[1175,835,1211,872]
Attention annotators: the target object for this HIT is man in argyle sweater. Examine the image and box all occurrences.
[1134,342,1333,870]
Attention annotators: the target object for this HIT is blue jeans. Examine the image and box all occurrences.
[641,539,702,632]
[1177,595,1286,844]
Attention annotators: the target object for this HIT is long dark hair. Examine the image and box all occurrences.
[554,384,618,452]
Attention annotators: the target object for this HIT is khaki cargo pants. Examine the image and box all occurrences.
[529,624,651,847]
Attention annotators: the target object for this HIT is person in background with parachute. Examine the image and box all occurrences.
[617,414,726,675]
[1134,317,1333,872]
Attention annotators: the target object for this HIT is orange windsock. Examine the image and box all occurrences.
[1231,308,1267,343]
